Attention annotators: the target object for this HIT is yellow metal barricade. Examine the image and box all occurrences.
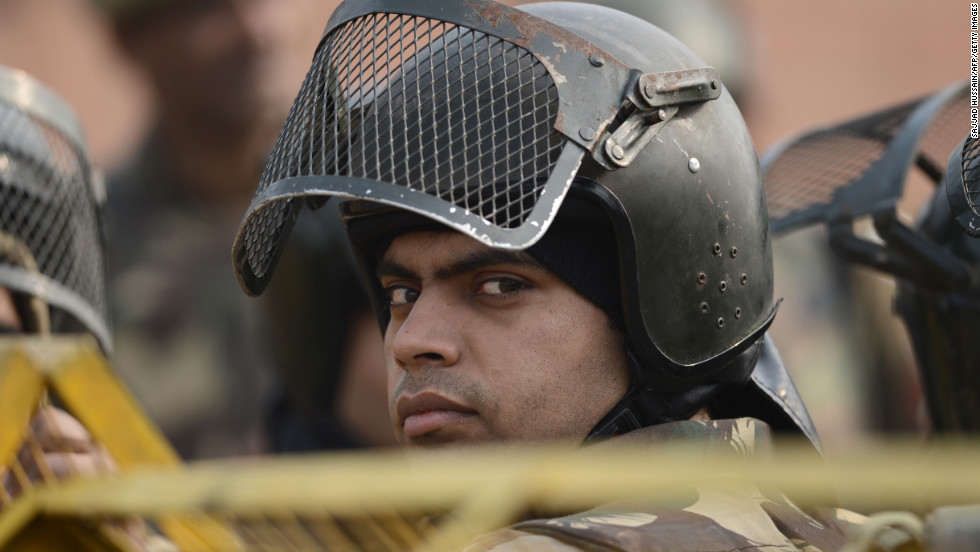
[0,336,238,551]
[0,336,977,551]
[1,438,978,551]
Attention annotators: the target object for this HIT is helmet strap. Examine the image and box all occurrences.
[583,342,763,443]
[583,382,726,443]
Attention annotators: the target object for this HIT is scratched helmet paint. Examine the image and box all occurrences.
[0,66,110,351]
[233,0,816,442]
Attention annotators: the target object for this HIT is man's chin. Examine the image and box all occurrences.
[400,425,487,449]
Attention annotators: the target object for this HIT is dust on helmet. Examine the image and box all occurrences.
[0,66,110,352]
[232,0,817,444]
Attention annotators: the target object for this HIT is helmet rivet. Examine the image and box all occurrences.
[710,79,719,90]
[610,144,625,160]
[719,281,728,292]
[578,126,597,142]
[730,246,738,258]
[697,272,707,285]
[700,302,709,313]
[734,307,741,319]
[589,53,605,67]
[688,157,700,173]
[712,243,722,255]
[657,109,668,121]
[740,273,748,285]
[644,83,656,98]
[717,317,725,328]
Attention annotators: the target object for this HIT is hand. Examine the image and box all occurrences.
[1,406,148,550]
[3,406,115,495]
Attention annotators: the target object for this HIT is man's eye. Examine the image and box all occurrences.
[478,278,525,295]
[387,286,419,307]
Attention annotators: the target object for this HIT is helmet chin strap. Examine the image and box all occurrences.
[584,342,763,443]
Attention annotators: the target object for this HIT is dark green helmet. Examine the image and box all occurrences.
[233,0,814,442]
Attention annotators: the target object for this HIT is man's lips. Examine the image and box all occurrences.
[396,392,477,439]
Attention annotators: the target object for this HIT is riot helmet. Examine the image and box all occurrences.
[762,81,976,433]
[0,67,111,352]
[233,0,814,442]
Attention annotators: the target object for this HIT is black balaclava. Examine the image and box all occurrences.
[526,220,623,330]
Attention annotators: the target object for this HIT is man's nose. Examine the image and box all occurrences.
[388,289,462,372]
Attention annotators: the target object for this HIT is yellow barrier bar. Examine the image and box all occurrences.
[2,336,978,551]
[0,349,45,476]
[26,441,980,518]
[0,336,242,551]
[0,493,39,548]
[49,342,179,467]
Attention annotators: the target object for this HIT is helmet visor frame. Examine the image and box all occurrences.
[232,0,640,296]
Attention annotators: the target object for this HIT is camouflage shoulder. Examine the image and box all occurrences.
[608,418,773,459]
[512,499,804,552]
[462,528,610,552]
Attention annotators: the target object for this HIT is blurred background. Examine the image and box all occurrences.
[0,0,963,458]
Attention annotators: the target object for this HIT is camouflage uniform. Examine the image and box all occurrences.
[465,418,856,552]
[107,134,274,459]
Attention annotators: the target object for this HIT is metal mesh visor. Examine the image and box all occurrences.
[763,100,917,230]
[960,135,980,216]
[919,88,969,176]
[0,101,109,351]
[763,83,969,233]
[235,12,572,294]
[947,133,980,237]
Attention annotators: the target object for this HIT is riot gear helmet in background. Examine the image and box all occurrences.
[0,67,110,352]
[762,82,977,433]
[894,134,980,432]
[233,0,817,443]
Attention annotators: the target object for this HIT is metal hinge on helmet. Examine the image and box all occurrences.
[598,67,723,169]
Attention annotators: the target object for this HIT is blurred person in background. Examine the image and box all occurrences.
[94,0,328,458]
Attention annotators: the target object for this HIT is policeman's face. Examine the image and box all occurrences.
[0,287,21,332]
[378,231,630,447]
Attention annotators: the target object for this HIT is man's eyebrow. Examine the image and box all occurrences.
[376,258,418,282]
[434,248,543,280]
[376,248,543,282]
